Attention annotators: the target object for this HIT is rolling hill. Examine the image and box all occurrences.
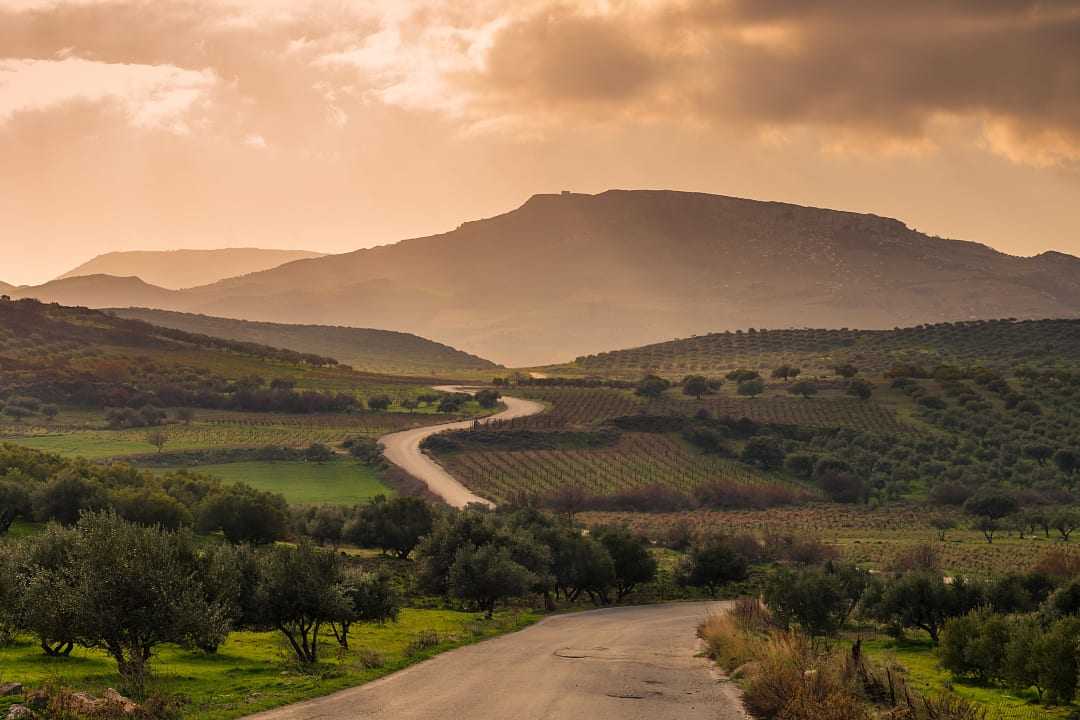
[11,191,1080,366]
[110,308,499,375]
[547,318,1080,379]
[56,248,326,289]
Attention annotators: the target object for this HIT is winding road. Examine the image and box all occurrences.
[242,601,745,720]
[378,386,546,508]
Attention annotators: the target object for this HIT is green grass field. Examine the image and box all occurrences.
[167,459,393,505]
[861,636,1068,719]
[0,609,538,720]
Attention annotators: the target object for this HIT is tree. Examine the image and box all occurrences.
[367,395,392,411]
[0,480,31,535]
[930,515,956,541]
[678,539,747,597]
[345,496,434,559]
[764,567,849,637]
[0,545,23,646]
[771,365,801,382]
[741,437,785,470]
[846,379,874,400]
[1038,617,1080,705]
[964,489,1019,522]
[1053,449,1079,477]
[3,405,32,423]
[146,429,169,454]
[833,364,859,379]
[475,389,501,409]
[111,487,193,530]
[787,380,818,399]
[330,572,400,650]
[17,525,79,656]
[736,379,765,398]
[253,541,350,665]
[32,471,109,526]
[1052,509,1080,542]
[726,369,760,383]
[449,543,534,618]
[196,485,289,544]
[975,516,1000,544]
[1004,618,1046,702]
[860,572,984,642]
[682,375,711,399]
[939,609,1011,682]
[555,534,615,606]
[635,375,671,399]
[593,526,657,602]
[1023,445,1055,466]
[175,407,195,424]
[63,513,228,690]
[304,443,335,463]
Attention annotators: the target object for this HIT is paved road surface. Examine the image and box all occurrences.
[242,602,746,720]
[378,386,545,508]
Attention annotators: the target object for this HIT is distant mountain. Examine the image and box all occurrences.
[0,281,15,295]
[57,248,326,290]
[111,308,499,376]
[9,275,180,309]
[13,191,1080,366]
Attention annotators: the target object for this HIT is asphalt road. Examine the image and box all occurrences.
[378,386,546,508]
[242,601,746,720]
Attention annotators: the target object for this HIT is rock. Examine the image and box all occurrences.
[69,691,103,715]
[102,688,140,715]
[0,684,22,697]
[5,705,35,720]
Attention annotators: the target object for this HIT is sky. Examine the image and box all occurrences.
[1,0,1079,286]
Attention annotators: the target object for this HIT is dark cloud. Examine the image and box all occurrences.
[464,0,1080,163]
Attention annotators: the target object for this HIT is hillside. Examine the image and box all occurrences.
[8,275,180,309]
[111,308,499,375]
[548,319,1080,378]
[13,191,1080,365]
[56,248,326,289]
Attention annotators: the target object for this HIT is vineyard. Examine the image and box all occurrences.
[654,395,911,433]
[433,431,803,504]
[509,387,643,427]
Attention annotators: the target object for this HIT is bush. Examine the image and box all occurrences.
[678,538,748,597]
[196,485,289,544]
[764,567,851,637]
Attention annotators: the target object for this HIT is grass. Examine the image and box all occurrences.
[157,459,393,505]
[860,635,1071,719]
[0,608,539,720]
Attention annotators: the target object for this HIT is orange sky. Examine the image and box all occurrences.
[2,0,1079,286]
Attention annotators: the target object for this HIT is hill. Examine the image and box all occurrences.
[110,308,499,375]
[7,275,180,309]
[13,191,1080,365]
[550,319,1080,378]
[56,248,326,289]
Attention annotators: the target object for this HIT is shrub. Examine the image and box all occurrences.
[764,567,850,637]
[678,538,748,597]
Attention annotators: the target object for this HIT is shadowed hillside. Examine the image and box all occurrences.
[111,308,499,375]
[12,191,1080,365]
[57,248,326,289]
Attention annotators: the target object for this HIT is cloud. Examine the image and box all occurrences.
[1,0,1078,166]
[0,56,216,130]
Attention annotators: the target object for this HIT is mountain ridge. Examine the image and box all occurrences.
[11,190,1080,366]
[57,248,326,290]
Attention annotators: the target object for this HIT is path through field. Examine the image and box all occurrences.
[378,386,545,507]
[241,601,745,720]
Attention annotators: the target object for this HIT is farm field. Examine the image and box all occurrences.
[434,431,798,504]
[155,459,391,505]
[581,504,1074,577]
[0,609,538,720]
[2,410,464,460]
